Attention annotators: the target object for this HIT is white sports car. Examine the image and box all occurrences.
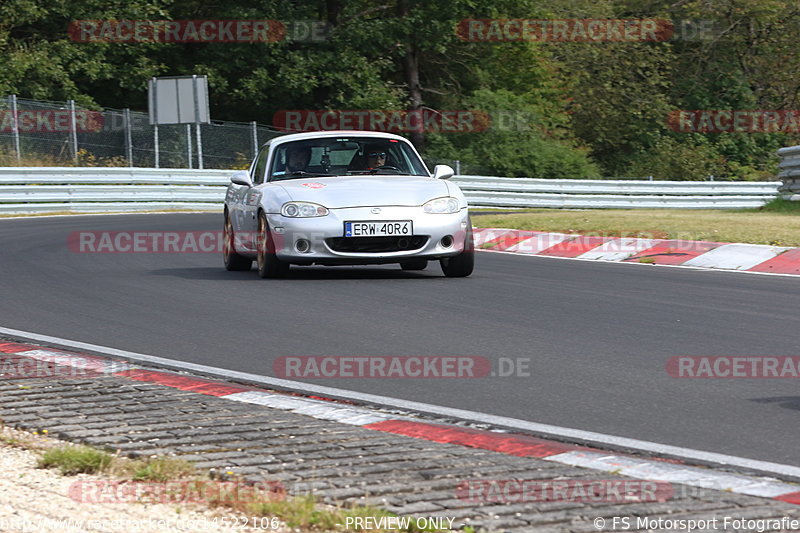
[223,130,474,278]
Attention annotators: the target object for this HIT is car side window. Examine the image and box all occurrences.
[252,147,269,185]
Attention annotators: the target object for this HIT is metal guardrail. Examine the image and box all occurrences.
[0,167,231,185]
[452,176,779,209]
[0,167,782,214]
[778,145,800,200]
[0,167,231,214]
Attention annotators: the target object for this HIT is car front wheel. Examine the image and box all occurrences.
[223,213,253,271]
[440,221,474,278]
[257,212,289,278]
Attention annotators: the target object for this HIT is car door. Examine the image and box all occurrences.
[229,162,255,234]
[239,145,270,249]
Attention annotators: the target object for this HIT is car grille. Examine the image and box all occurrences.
[327,236,429,253]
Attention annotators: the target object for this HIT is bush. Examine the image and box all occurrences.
[423,89,598,178]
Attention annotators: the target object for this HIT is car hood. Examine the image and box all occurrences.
[274,175,449,209]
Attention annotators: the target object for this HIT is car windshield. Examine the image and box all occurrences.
[268,137,429,181]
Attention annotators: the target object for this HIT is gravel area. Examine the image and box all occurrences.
[0,426,276,533]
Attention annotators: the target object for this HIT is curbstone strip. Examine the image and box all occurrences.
[2,339,800,520]
[474,228,800,275]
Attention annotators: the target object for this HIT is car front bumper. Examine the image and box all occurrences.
[266,206,470,265]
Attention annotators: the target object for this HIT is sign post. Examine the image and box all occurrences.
[148,76,210,169]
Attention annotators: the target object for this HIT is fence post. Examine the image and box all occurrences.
[9,95,20,163]
[195,123,204,169]
[192,75,203,169]
[68,99,79,164]
[454,160,460,175]
[152,82,159,169]
[124,108,133,167]
[251,121,258,159]
[186,124,192,169]
[153,124,159,168]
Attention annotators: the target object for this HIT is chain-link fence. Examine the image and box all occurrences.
[0,95,284,169]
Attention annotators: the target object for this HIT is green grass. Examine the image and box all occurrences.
[38,444,113,475]
[37,444,196,480]
[114,456,197,482]
[471,202,800,247]
[757,197,800,213]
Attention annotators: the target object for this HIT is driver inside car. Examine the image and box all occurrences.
[365,146,387,170]
[286,146,312,173]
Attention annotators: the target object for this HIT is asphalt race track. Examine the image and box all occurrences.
[2,213,799,467]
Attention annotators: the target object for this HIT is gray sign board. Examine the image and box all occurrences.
[148,75,210,125]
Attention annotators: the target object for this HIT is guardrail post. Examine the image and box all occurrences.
[124,108,133,167]
[9,95,20,163]
[455,160,460,175]
[68,99,79,164]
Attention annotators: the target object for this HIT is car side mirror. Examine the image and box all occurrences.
[432,165,454,180]
[231,170,253,187]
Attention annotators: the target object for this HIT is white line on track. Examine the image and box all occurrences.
[2,324,800,481]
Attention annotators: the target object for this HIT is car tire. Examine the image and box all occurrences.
[257,212,289,278]
[223,213,252,271]
[400,259,427,271]
[440,220,474,278]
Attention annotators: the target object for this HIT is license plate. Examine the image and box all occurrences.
[344,221,413,237]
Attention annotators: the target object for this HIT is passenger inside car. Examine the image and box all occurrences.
[348,143,392,171]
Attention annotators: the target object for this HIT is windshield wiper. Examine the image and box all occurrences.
[281,171,335,178]
[346,170,410,175]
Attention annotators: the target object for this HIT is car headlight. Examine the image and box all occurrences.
[423,197,460,214]
[281,202,329,217]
